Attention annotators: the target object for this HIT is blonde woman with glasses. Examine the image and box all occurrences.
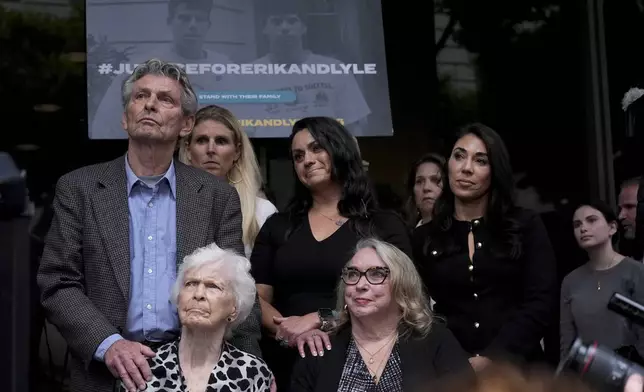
[290,238,472,392]
[178,105,277,257]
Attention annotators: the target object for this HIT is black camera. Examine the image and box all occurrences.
[557,293,644,392]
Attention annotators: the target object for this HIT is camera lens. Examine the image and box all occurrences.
[559,339,641,392]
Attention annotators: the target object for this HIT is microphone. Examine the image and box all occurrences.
[608,292,644,327]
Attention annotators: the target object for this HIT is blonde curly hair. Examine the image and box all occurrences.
[334,238,433,339]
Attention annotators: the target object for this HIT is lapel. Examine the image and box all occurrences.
[316,327,352,392]
[399,334,438,392]
[399,336,421,392]
[175,161,211,268]
[92,156,131,301]
[316,328,432,392]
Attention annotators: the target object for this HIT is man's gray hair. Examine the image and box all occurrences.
[621,176,641,190]
[121,58,198,116]
[171,243,256,335]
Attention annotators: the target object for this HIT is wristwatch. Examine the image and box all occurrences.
[317,308,335,332]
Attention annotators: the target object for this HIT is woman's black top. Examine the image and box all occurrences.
[251,210,412,318]
[250,210,412,391]
[411,208,557,363]
[290,322,474,392]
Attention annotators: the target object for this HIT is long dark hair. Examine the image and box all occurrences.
[428,123,522,259]
[284,117,377,237]
[405,153,446,228]
[573,200,620,247]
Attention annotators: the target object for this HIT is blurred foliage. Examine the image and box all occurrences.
[0,3,133,134]
[433,0,586,199]
[434,0,566,128]
[437,0,561,54]
[0,4,85,108]
[436,73,479,133]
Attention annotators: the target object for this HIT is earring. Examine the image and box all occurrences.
[227,316,233,322]
[343,304,348,311]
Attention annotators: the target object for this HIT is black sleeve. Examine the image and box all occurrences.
[432,324,474,378]
[635,179,644,260]
[372,211,413,259]
[290,355,319,392]
[630,262,644,358]
[482,212,558,359]
[411,224,431,288]
[249,214,286,286]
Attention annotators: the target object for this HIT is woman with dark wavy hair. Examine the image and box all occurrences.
[412,123,557,369]
[405,153,446,228]
[250,117,411,390]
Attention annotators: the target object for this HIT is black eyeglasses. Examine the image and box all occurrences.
[341,267,390,285]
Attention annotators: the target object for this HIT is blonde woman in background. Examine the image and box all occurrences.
[179,105,277,257]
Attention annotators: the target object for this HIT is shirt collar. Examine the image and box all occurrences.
[124,153,177,198]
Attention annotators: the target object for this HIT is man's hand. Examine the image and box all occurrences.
[105,339,156,392]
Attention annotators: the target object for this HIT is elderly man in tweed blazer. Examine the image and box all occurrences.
[37,59,261,392]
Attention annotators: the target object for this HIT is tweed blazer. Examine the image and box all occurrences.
[37,156,262,392]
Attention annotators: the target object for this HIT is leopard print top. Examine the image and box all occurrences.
[117,340,273,391]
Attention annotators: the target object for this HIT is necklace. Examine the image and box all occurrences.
[370,350,390,384]
[354,333,398,384]
[353,332,398,364]
[595,254,622,291]
[315,210,346,226]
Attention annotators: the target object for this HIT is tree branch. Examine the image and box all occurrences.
[435,15,457,57]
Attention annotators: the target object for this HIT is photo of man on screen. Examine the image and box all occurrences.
[237,1,371,137]
[90,0,232,139]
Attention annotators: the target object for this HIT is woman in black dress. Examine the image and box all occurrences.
[412,123,557,370]
[250,117,412,390]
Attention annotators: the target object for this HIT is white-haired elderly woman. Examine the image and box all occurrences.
[290,238,473,392]
[118,243,274,392]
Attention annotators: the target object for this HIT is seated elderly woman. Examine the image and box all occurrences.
[290,238,473,392]
[118,244,273,392]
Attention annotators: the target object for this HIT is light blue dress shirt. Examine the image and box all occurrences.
[94,156,179,362]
